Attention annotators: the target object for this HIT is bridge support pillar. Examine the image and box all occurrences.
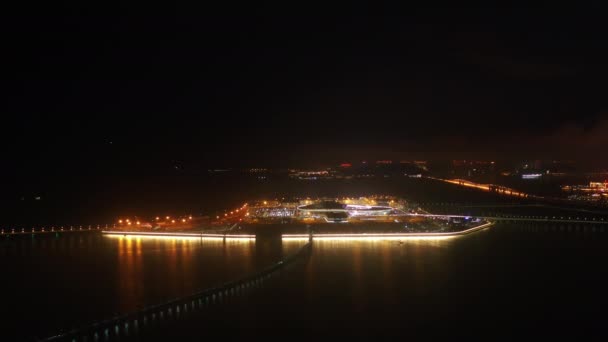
[307,225,313,243]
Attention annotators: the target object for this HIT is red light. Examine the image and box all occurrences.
[340,163,352,167]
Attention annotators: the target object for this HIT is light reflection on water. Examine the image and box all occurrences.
[7,222,608,340]
[306,237,456,303]
[110,235,260,311]
[270,225,608,329]
[0,234,274,340]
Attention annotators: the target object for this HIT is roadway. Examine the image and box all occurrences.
[400,213,608,224]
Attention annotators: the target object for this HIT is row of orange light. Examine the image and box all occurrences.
[120,203,249,224]
[118,219,140,226]
[216,203,248,219]
[118,215,193,225]
[153,216,193,223]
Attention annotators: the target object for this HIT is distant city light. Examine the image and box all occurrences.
[522,173,542,180]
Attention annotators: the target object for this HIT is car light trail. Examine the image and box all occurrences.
[433,177,528,197]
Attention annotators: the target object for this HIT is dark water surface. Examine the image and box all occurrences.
[4,222,608,340]
[135,223,608,340]
[0,233,293,341]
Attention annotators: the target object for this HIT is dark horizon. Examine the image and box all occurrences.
[4,3,608,216]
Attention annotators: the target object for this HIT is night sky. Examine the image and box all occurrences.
[3,4,608,217]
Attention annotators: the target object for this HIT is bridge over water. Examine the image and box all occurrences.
[404,213,608,225]
[39,237,313,342]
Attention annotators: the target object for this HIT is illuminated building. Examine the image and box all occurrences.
[288,169,332,180]
[561,181,608,203]
[244,196,408,223]
[297,201,398,223]
[296,197,406,223]
[521,173,543,180]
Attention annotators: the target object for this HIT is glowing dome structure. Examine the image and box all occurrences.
[296,200,403,223]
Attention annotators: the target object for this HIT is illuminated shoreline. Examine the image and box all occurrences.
[101,222,492,242]
[102,231,256,240]
[281,222,494,241]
